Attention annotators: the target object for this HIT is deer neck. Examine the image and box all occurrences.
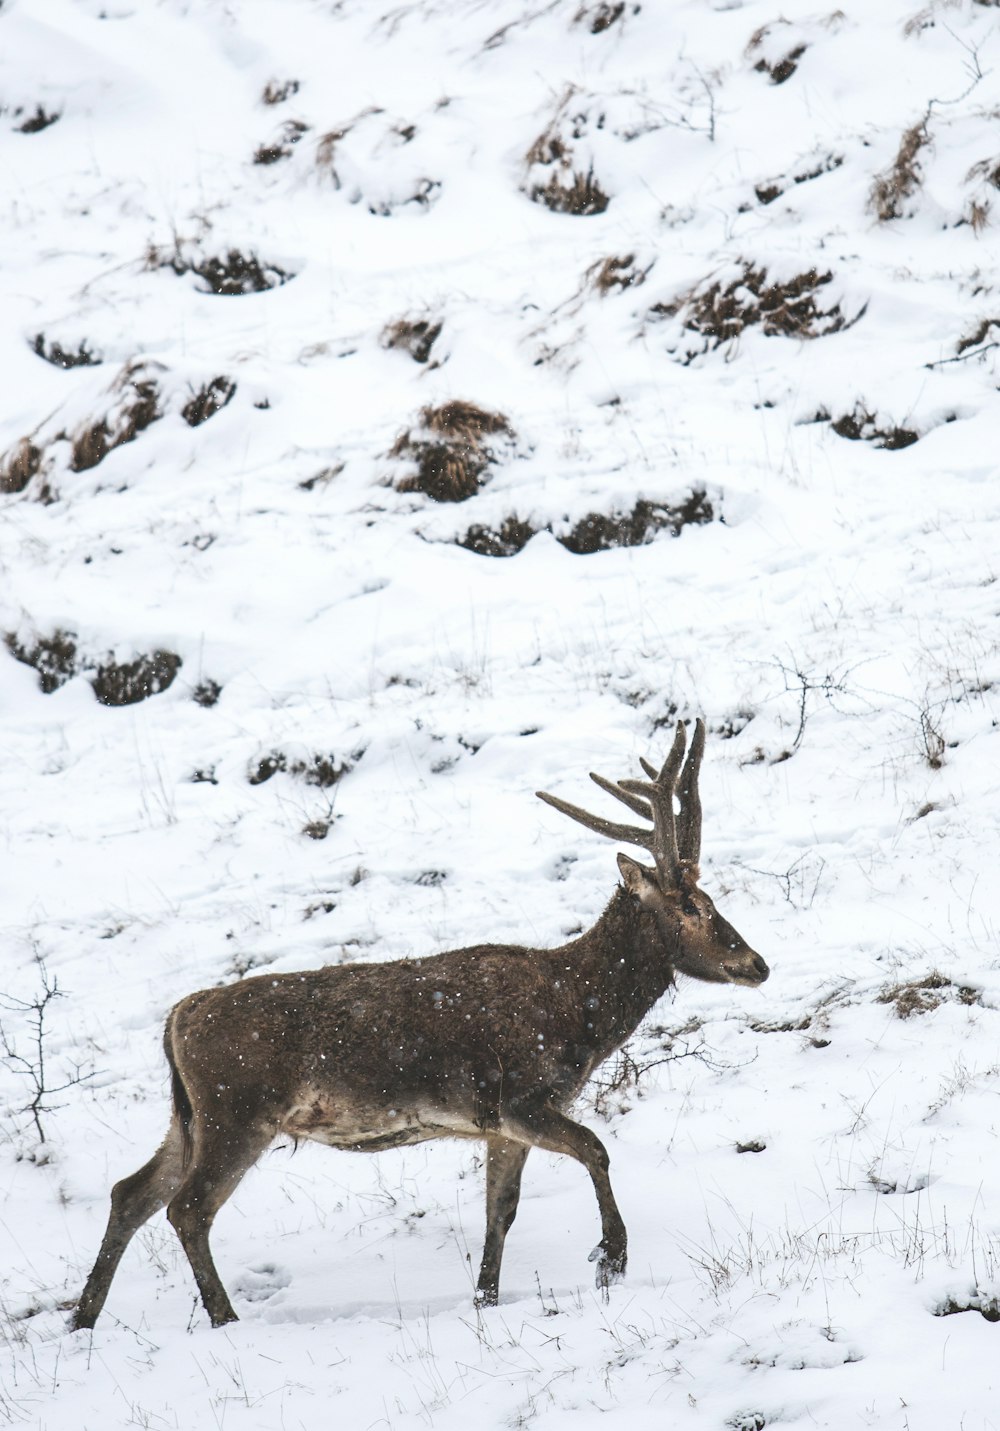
[560,885,675,1056]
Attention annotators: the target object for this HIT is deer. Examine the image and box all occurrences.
[70,719,769,1331]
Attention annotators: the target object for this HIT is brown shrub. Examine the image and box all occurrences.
[868,120,930,221]
[746,22,807,83]
[458,516,537,557]
[17,106,60,133]
[392,401,515,502]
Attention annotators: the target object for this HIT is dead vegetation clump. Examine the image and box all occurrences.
[5,629,79,693]
[589,254,650,294]
[525,104,610,216]
[182,377,236,427]
[381,317,442,364]
[746,21,807,83]
[655,263,856,358]
[458,491,714,557]
[17,106,60,133]
[955,316,1000,357]
[868,119,930,221]
[458,516,538,558]
[192,679,222,707]
[575,2,625,32]
[531,164,609,216]
[248,751,351,787]
[0,438,43,494]
[262,79,300,105]
[830,404,919,450]
[754,153,843,206]
[70,364,161,472]
[31,334,102,368]
[5,631,181,704]
[876,972,979,1019]
[91,651,183,706]
[391,401,516,502]
[559,492,714,553]
[147,243,294,295]
[253,120,309,165]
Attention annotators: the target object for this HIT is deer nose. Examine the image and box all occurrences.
[751,954,770,983]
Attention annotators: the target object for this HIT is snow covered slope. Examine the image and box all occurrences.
[2,0,1000,1425]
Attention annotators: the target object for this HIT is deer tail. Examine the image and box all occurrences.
[163,1013,195,1170]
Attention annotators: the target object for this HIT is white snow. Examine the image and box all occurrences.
[2,0,1000,1425]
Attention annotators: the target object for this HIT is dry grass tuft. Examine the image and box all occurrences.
[148,242,293,295]
[830,404,919,450]
[17,106,60,133]
[253,120,309,166]
[575,2,625,34]
[655,263,857,359]
[589,254,650,294]
[262,79,300,105]
[746,21,807,84]
[391,401,515,502]
[876,972,978,1019]
[91,651,182,706]
[70,364,161,473]
[956,316,1000,355]
[182,377,236,427]
[0,438,43,494]
[5,629,79,693]
[381,317,442,364]
[31,334,101,368]
[559,493,713,553]
[531,165,609,216]
[248,751,350,787]
[458,491,714,557]
[868,120,930,221]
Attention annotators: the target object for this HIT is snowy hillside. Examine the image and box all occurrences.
[2,0,1000,1425]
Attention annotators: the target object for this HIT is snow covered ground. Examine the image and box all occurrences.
[2,0,1000,1425]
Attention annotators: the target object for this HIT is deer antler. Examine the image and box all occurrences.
[537,720,706,885]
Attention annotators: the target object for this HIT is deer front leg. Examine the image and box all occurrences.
[476,1137,529,1307]
[502,1105,627,1295]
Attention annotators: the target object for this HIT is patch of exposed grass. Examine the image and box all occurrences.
[381,317,442,364]
[148,243,294,295]
[5,629,79,693]
[70,365,161,472]
[458,491,713,557]
[91,651,182,706]
[869,119,930,221]
[31,334,102,368]
[182,377,236,427]
[655,262,858,358]
[0,438,43,494]
[391,401,515,502]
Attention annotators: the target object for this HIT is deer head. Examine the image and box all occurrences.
[537,719,769,988]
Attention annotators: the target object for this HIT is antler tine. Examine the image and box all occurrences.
[536,790,653,851]
[676,717,705,866]
[639,756,658,780]
[589,771,653,821]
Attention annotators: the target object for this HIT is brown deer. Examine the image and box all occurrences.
[71,720,768,1330]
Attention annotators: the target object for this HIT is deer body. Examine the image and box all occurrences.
[71,722,768,1330]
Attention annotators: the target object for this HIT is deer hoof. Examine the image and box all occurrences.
[589,1242,627,1290]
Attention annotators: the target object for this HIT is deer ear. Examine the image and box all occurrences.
[617,852,661,903]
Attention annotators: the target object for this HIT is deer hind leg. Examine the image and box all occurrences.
[503,1105,627,1295]
[71,1118,187,1331]
[475,1137,529,1307]
[166,1123,273,1329]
